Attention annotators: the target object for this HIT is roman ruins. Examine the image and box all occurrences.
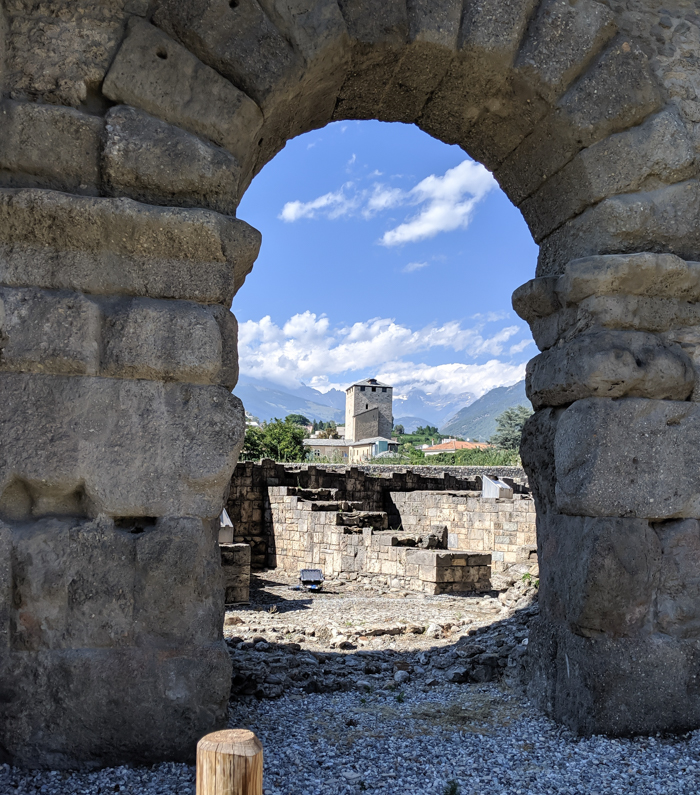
[1,0,700,768]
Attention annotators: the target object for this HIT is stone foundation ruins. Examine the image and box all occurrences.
[2,0,700,768]
[226,461,534,596]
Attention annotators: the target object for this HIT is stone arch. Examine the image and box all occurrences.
[1,0,700,768]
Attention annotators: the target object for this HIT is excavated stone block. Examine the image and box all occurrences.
[536,513,661,638]
[102,18,263,170]
[0,189,260,304]
[103,106,240,215]
[555,397,700,519]
[0,100,102,194]
[0,287,100,376]
[521,109,696,241]
[101,297,222,383]
[514,0,616,104]
[418,0,538,146]
[526,330,695,408]
[0,374,245,520]
[655,519,700,639]
[527,617,700,736]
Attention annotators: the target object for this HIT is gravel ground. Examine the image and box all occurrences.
[4,571,700,794]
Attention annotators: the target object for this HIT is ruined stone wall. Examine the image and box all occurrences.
[226,461,529,569]
[388,491,537,571]
[267,486,491,594]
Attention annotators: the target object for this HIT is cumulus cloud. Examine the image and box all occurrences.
[278,159,496,244]
[380,160,496,246]
[238,312,529,398]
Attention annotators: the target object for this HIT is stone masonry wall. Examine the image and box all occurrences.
[267,486,491,595]
[226,461,529,570]
[388,491,537,571]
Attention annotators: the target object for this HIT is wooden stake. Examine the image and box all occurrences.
[196,729,263,795]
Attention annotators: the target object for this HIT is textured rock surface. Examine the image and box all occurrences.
[0,515,231,768]
[3,0,700,766]
[0,374,245,520]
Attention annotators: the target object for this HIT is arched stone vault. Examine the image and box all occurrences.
[1,0,700,768]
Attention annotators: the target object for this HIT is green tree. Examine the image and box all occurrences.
[263,417,307,462]
[489,405,533,450]
[286,413,311,426]
[241,425,266,460]
[394,424,405,435]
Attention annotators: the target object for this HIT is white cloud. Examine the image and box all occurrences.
[402,261,429,273]
[279,184,359,222]
[238,312,530,398]
[380,160,496,246]
[277,158,497,244]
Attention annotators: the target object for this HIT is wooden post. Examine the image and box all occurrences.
[196,729,263,795]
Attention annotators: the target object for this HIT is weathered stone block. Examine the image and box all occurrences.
[103,106,241,214]
[102,19,263,170]
[526,330,694,408]
[655,519,700,639]
[0,513,230,767]
[528,618,700,736]
[514,0,616,104]
[522,109,695,240]
[0,374,244,520]
[153,0,304,111]
[0,287,100,376]
[101,297,222,384]
[0,100,102,194]
[555,397,700,519]
[537,513,661,637]
[0,189,261,304]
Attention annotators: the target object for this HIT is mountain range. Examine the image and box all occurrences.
[439,380,529,440]
[234,375,529,438]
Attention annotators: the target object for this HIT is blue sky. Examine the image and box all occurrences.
[233,120,538,400]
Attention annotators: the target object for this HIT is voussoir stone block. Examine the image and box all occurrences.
[102,18,263,170]
[103,106,241,215]
[418,0,538,146]
[0,373,245,520]
[0,189,261,304]
[521,109,696,241]
[0,100,102,195]
[0,287,101,376]
[526,330,695,408]
[514,0,616,104]
[555,397,700,519]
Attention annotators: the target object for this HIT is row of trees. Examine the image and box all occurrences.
[240,404,533,464]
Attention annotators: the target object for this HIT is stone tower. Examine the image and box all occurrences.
[345,378,393,443]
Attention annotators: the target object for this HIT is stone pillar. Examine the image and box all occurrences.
[0,190,258,766]
[514,252,700,735]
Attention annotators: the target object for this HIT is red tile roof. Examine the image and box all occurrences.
[424,440,490,452]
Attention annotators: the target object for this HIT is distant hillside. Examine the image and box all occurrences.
[393,416,434,433]
[234,378,344,423]
[440,380,529,441]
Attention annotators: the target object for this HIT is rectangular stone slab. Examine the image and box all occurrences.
[555,396,700,519]
[0,373,244,519]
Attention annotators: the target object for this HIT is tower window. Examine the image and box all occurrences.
[366,404,369,410]
[360,386,365,391]
[382,387,387,393]
[371,387,376,392]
